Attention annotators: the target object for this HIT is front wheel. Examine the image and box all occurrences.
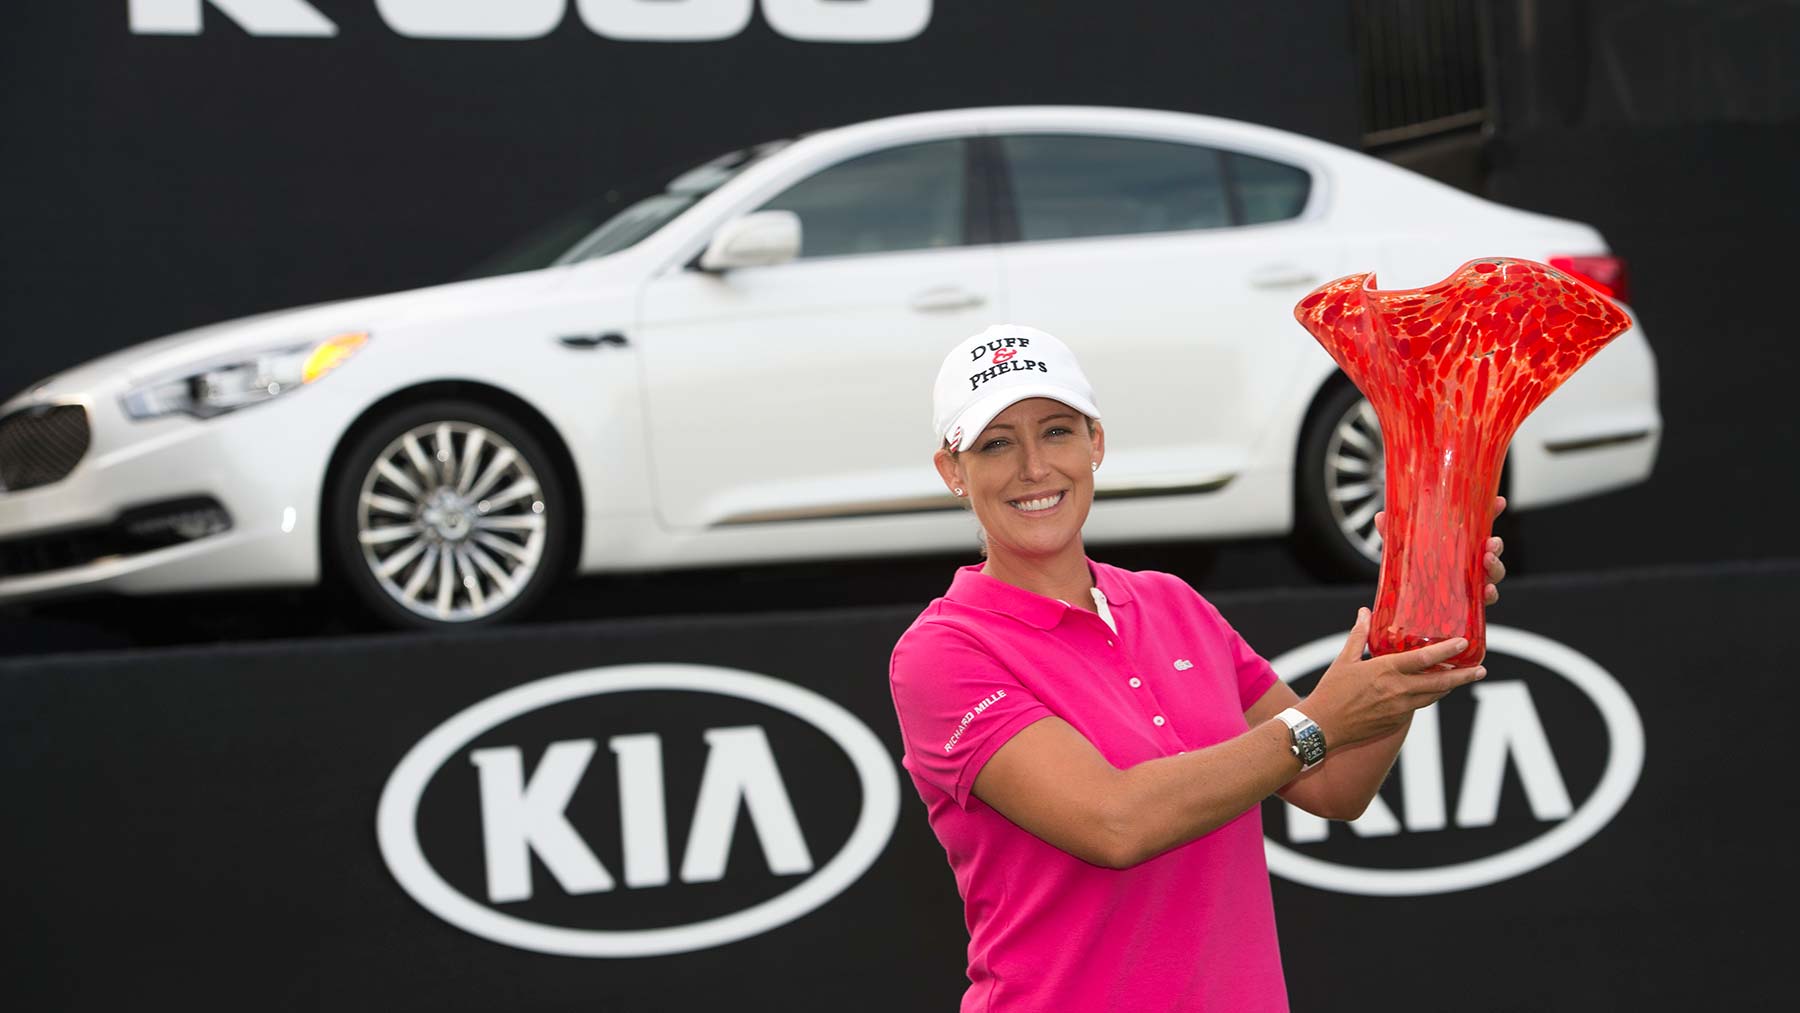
[1293,383,1385,582]
[328,400,568,629]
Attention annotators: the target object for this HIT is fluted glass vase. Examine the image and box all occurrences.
[1294,258,1633,667]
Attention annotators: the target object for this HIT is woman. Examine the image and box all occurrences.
[888,324,1506,1012]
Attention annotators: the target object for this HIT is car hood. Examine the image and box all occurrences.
[23,267,584,400]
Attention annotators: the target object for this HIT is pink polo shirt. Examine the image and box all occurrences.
[888,560,1287,1013]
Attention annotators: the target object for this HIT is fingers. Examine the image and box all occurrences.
[1482,540,1505,608]
[1337,607,1371,663]
[1492,494,1507,518]
[1418,664,1487,702]
[1395,636,1470,673]
[1373,510,1384,537]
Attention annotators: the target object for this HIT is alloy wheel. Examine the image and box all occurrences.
[1322,396,1385,565]
[355,421,547,622]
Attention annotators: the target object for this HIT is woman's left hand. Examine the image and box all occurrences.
[1372,494,1507,606]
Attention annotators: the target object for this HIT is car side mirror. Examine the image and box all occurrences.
[699,210,802,272]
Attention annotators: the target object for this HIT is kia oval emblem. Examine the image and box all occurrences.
[1263,625,1644,896]
[376,665,901,957]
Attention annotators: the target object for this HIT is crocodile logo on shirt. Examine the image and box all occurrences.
[1172,659,1194,670]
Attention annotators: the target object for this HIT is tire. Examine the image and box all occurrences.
[1293,382,1386,582]
[328,399,569,629]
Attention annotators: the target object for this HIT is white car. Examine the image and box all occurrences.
[0,106,1660,628]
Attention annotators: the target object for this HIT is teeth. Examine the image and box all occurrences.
[1010,492,1064,512]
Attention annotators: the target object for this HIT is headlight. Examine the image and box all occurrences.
[121,331,370,421]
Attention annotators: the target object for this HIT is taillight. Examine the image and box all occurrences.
[1549,255,1629,303]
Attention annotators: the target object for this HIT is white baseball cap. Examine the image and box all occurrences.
[933,324,1101,452]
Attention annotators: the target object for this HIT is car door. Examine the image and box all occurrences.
[991,132,1344,499]
[636,137,1002,531]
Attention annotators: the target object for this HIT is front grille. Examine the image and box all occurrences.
[0,404,91,492]
[0,497,231,579]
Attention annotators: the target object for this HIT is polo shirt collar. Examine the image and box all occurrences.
[945,558,1134,630]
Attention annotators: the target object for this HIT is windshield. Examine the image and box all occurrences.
[461,139,793,281]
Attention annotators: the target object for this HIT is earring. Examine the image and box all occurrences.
[953,487,964,496]
[1091,462,1098,472]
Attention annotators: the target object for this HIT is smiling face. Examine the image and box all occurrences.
[934,397,1104,568]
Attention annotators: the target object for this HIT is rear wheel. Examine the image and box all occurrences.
[1293,381,1520,582]
[1294,382,1385,581]
[329,400,567,629]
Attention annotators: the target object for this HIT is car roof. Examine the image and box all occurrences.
[799,104,1357,163]
[801,105,1552,234]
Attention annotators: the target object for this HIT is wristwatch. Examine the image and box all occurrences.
[1276,708,1327,771]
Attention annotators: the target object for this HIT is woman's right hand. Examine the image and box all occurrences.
[1300,607,1486,750]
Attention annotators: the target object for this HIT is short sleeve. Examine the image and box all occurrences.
[889,622,1055,809]
[1189,587,1280,711]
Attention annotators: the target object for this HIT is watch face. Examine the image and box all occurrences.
[1296,724,1326,766]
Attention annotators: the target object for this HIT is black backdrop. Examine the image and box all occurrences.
[3,562,1788,1010]
[1480,123,1800,572]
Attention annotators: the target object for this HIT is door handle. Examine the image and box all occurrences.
[910,287,987,313]
[559,331,629,349]
[1247,266,1320,289]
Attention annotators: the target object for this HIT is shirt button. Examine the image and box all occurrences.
[1153,715,1166,727]
[1129,677,1142,688]
[1106,640,1114,647]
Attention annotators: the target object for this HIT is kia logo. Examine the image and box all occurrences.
[376,665,901,957]
[1263,625,1644,895]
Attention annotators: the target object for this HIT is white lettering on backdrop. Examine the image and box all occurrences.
[128,0,933,42]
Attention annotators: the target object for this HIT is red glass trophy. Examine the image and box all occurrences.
[1294,258,1632,667]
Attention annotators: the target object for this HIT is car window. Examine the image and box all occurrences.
[755,140,966,259]
[1226,151,1312,225]
[998,134,1231,243]
[460,140,793,280]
